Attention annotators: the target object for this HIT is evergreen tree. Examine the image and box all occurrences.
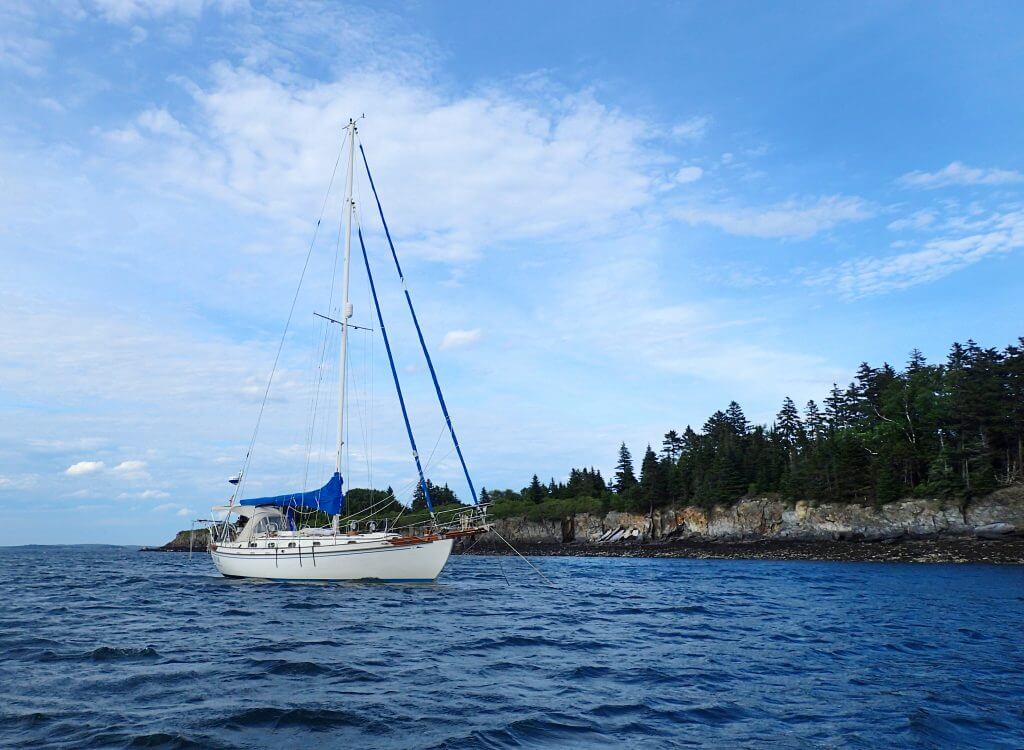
[725,401,749,435]
[480,335,1023,515]
[412,479,461,510]
[661,429,684,461]
[639,445,670,511]
[776,397,802,463]
[526,474,546,504]
[804,400,825,442]
[614,443,637,493]
[411,480,429,511]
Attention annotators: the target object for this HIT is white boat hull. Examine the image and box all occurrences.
[210,537,454,582]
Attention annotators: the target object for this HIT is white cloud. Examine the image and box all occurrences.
[0,288,288,415]
[547,247,841,400]
[152,502,193,517]
[674,166,704,184]
[887,209,936,232]
[136,108,191,139]
[0,27,49,77]
[65,460,105,476]
[28,437,110,452]
[100,65,666,262]
[112,459,147,473]
[140,489,171,499]
[899,161,1024,189]
[88,0,245,24]
[672,116,712,141]
[809,208,1024,297]
[440,329,482,350]
[39,97,65,113]
[675,195,871,239]
[0,475,38,491]
[111,459,150,480]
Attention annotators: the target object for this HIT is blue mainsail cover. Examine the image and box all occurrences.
[240,473,342,516]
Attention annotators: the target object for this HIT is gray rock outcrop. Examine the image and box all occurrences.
[490,485,1024,545]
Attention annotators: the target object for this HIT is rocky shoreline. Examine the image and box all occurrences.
[148,486,1024,564]
[148,527,1024,565]
[456,536,1024,564]
[141,528,208,552]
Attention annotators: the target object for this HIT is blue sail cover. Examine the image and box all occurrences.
[240,473,343,515]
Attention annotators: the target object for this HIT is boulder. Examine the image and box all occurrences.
[974,522,1016,540]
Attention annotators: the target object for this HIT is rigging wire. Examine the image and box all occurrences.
[231,135,346,507]
[300,317,328,492]
[488,527,558,588]
[353,157,376,497]
[356,134,479,506]
[301,174,348,494]
[356,220,436,515]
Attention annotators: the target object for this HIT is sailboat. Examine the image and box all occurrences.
[206,120,491,582]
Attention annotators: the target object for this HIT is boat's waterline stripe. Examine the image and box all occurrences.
[210,541,449,560]
[223,576,436,583]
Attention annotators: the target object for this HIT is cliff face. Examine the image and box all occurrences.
[490,486,1024,545]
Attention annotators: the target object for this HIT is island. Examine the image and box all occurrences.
[151,337,1024,564]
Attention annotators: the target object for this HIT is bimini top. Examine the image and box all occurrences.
[211,505,259,518]
[239,472,342,516]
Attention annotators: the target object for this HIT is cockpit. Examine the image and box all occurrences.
[249,513,287,537]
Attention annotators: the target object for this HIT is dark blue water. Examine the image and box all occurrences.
[1,547,1022,749]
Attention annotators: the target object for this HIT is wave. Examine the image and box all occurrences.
[90,646,160,661]
[124,732,209,749]
[223,706,372,731]
[465,634,610,652]
[474,714,603,748]
[256,659,333,677]
[2,548,1022,750]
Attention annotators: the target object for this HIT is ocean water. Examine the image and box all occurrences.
[1,547,1022,749]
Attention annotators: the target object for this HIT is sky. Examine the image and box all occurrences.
[2,0,1024,545]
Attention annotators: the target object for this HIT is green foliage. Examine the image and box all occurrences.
[483,336,1024,515]
[411,479,461,510]
[614,443,637,492]
[344,486,401,515]
[491,495,606,521]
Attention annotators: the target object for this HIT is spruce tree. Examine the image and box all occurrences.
[804,400,825,442]
[661,430,684,461]
[776,398,802,452]
[639,445,670,511]
[725,401,749,435]
[527,474,546,504]
[477,334,1022,513]
[614,443,637,493]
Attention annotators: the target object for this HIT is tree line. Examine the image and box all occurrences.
[473,337,1024,516]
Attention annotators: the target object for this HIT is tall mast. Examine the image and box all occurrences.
[336,120,356,476]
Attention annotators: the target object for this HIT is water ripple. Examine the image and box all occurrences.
[0,547,1022,749]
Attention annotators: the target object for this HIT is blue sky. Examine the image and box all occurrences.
[2,1,1024,544]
